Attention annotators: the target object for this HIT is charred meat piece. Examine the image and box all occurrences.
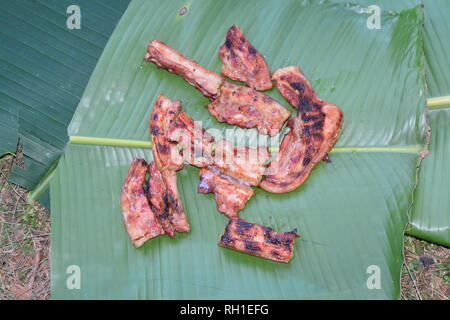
[166,112,269,217]
[150,95,190,233]
[198,168,254,218]
[219,25,272,91]
[147,162,175,238]
[163,170,190,233]
[213,139,270,186]
[207,82,291,136]
[219,218,299,263]
[260,66,343,193]
[145,40,224,99]
[150,95,184,172]
[167,111,215,168]
[121,159,164,247]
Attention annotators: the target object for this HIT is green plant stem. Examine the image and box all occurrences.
[28,160,58,204]
[70,136,152,149]
[70,135,422,153]
[427,95,450,109]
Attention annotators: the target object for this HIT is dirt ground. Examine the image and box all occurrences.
[0,156,50,300]
[0,155,448,300]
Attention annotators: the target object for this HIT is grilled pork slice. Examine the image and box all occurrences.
[150,95,184,172]
[213,139,270,186]
[167,111,215,168]
[147,162,175,238]
[121,159,164,247]
[163,170,190,233]
[219,25,272,91]
[197,141,269,217]
[207,82,291,136]
[145,40,224,99]
[260,66,343,193]
[219,218,299,263]
[150,95,190,233]
[166,112,270,217]
[198,168,254,218]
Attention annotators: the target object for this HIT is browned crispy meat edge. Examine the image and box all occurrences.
[145,40,224,99]
[207,82,291,136]
[219,25,273,91]
[260,66,343,193]
[198,167,255,218]
[121,159,165,247]
[150,95,190,233]
[150,94,184,172]
[218,218,299,263]
[147,162,176,238]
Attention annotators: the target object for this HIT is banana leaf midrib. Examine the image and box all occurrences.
[68,135,424,153]
[427,95,450,109]
[66,93,447,153]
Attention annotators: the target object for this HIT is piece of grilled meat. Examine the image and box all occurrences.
[150,94,184,172]
[219,218,299,263]
[121,159,165,247]
[198,168,254,218]
[207,82,291,136]
[150,95,190,233]
[163,170,190,233]
[213,139,270,186]
[147,162,175,238]
[219,25,272,91]
[145,40,224,99]
[260,66,343,193]
[166,111,270,217]
[167,111,215,168]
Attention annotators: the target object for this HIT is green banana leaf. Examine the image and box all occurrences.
[335,0,450,246]
[0,0,130,202]
[409,107,450,245]
[407,0,450,246]
[422,0,450,98]
[51,0,427,299]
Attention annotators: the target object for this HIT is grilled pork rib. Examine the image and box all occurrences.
[207,82,291,136]
[167,111,270,217]
[198,167,254,218]
[147,162,175,238]
[145,40,224,99]
[198,140,270,217]
[213,139,270,186]
[167,111,215,168]
[150,95,190,233]
[150,95,184,172]
[219,218,299,263]
[219,25,273,91]
[121,159,165,247]
[260,66,343,193]
[163,170,190,233]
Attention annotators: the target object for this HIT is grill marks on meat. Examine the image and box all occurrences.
[150,95,190,233]
[147,162,175,237]
[207,82,291,136]
[163,170,190,233]
[219,218,299,263]
[213,139,270,186]
[121,159,164,247]
[219,25,272,91]
[145,40,224,99]
[197,141,270,217]
[144,40,290,136]
[166,111,270,217]
[150,95,184,172]
[260,66,343,193]
[167,111,215,168]
[198,168,254,218]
